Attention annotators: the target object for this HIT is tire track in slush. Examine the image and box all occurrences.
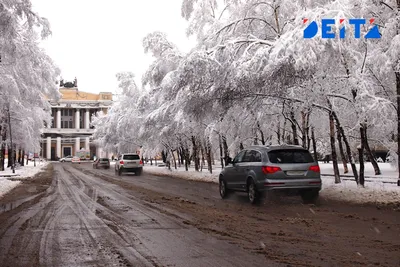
[64,164,274,267]
[43,164,155,267]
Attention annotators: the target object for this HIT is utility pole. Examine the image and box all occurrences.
[7,102,15,174]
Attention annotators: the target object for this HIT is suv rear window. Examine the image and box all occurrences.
[268,149,314,163]
[100,158,109,162]
[123,154,140,160]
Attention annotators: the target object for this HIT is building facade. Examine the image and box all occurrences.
[41,83,112,160]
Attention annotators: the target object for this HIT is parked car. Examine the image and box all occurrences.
[71,156,81,164]
[93,158,110,169]
[219,145,321,205]
[115,153,143,176]
[59,155,73,162]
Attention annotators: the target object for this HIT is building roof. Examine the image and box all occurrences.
[45,87,113,102]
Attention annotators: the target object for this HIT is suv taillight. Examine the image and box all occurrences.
[309,165,320,173]
[262,166,282,174]
[120,160,124,165]
[139,160,143,165]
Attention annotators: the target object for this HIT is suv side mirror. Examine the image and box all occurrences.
[227,157,233,164]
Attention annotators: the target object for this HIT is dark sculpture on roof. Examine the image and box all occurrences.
[60,77,78,88]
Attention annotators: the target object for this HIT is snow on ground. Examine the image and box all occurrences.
[321,176,400,205]
[319,162,398,179]
[143,162,400,205]
[144,165,220,183]
[0,159,49,199]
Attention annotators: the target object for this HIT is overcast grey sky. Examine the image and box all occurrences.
[32,0,195,94]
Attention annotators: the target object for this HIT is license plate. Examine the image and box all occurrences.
[286,171,305,176]
[126,163,137,167]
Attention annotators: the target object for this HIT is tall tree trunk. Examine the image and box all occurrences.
[184,145,190,170]
[362,123,381,175]
[171,149,177,170]
[21,149,25,166]
[239,142,244,150]
[329,113,341,183]
[301,110,307,148]
[290,110,299,145]
[359,126,366,187]
[396,71,400,185]
[221,135,229,166]
[191,136,200,171]
[161,150,167,163]
[200,141,205,167]
[7,145,12,168]
[306,111,311,150]
[277,121,281,145]
[176,148,181,168]
[18,148,22,164]
[205,138,212,174]
[0,123,5,171]
[219,135,224,169]
[337,129,349,174]
[13,145,16,168]
[257,122,265,145]
[282,119,286,144]
[253,128,258,145]
[333,113,359,184]
[0,143,4,171]
[311,127,317,162]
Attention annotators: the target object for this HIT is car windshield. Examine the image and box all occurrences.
[123,155,140,160]
[268,149,314,164]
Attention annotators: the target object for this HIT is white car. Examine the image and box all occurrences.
[59,155,73,162]
[115,153,143,176]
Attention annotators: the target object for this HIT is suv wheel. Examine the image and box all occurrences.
[300,190,319,204]
[118,168,122,176]
[135,168,143,176]
[247,179,261,205]
[219,179,230,199]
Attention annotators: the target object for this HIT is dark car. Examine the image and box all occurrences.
[219,145,321,204]
[93,158,110,169]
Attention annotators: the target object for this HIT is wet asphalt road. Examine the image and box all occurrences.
[0,163,276,267]
[0,162,399,267]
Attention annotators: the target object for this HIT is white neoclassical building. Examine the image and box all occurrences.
[41,81,112,160]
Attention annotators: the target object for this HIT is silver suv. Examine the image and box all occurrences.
[219,145,321,204]
[115,153,143,176]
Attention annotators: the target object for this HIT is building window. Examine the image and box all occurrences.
[61,109,74,128]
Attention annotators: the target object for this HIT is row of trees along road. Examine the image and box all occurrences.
[92,0,400,186]
[0,1,60,173]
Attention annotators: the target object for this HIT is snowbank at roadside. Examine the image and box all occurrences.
[320,177,400,205]
[0,159,49,198]
[0,179,21,199]
[144,164,400,205]
[144,165,219,183]
[319,162,397,179]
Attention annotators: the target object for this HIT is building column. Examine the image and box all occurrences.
[75,109,80,129]
[75,137,80,155]
[85,137,90,151]
[46,136,51,160]
[57,109,61,129]
[56,137,61,159]
[85,109,90,129]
